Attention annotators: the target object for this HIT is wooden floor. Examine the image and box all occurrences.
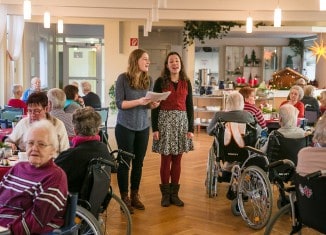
[105,129,295,235]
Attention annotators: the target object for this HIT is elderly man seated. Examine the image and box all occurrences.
[0,119,68,234]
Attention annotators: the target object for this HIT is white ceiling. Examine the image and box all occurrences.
[2,0,326,38]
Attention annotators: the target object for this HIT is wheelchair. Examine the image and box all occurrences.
[264,131,311,208]
[205,119,273,230]
[78,149,135,235]
[264,170,326,234]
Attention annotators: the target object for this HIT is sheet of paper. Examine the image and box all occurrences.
[145,91,171,102]
[0,225,9,232]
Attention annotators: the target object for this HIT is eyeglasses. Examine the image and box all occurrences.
[27,109,43,114]
[26,141,52,149]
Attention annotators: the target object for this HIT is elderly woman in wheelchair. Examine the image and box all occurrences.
[0,120,68,234]
[264,114,326,234]
[206,91,273,230]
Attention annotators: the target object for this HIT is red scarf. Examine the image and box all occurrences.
[71,135,101,148]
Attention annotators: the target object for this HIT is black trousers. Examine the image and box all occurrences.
[115,124,149,193]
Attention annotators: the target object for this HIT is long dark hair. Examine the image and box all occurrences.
[161,51,189,88]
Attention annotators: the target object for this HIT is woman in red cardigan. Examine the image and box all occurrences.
[280,85,305,118]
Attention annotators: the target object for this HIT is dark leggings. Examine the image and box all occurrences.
[115,124,149,193]
[160,154,182,184]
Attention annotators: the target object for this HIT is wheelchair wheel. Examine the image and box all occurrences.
[264,204,296,235]
[76,205,103,234]
[237,165,273,230]
[100,192,132,235]
[231,198,240,216]
[205,147,218,198]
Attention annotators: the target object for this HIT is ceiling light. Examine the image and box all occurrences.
[246,16,253,33]
[23,0,31,20]
[57,19,63,33]
[274,7,282,27]
[321,0,326,10]
[44,11,50,28]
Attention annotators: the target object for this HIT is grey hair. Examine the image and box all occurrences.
[279,104,298,128]
[24,119,59,151]
[81,81,91,93]
[304,85,315,97]
[225,91,244,111]
[313,114,326,145]
[47,88,66,109]
[290,85,304,100]
[72,107,101,136]
[296,78,306,86]
[12,84,23,94]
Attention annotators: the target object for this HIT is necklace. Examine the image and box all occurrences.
[171,79,179,83]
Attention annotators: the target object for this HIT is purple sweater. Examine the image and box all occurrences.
[0,160,68,234]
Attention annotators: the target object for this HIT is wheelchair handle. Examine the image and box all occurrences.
[118,149,135,159]
[305,170,326,180]
[244,145,265,155]
[89,158,116,168]
[269,159,295,169]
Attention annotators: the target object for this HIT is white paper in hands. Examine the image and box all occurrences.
[0,225,9,232]
[145,91,171,102]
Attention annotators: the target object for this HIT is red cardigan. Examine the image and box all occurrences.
[280,100,305,118]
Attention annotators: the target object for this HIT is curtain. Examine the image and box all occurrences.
[0,5,7,45]
[7,15,24,61]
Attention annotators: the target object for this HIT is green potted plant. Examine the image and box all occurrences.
[108,84,117,114]
[183,21,243,48]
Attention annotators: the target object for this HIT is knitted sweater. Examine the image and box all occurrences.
[0,161,68,234]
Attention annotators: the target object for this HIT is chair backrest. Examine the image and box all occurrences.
[305,110,318,126]
[294,173,326,233]
[79,157,112,218]
[94,107,109,129]
[215,120,257,164]
[0,107,24,122]
[267,131,309,165]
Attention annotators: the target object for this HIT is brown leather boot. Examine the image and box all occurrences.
[170,184,184,207]
[130,189,145,210]
[121,192,134,214]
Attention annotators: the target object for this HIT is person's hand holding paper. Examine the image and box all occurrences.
[145,91,171,102]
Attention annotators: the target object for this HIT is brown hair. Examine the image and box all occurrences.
[64,85,79,100]
[239,86,255,100]
[161,51,189,88]
[126,49,150,90]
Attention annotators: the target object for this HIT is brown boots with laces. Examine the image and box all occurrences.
[121,189,145,214]
[130,189,145,210]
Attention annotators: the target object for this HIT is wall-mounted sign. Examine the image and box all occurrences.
[130,38,138,46]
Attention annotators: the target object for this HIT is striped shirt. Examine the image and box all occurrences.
[244,102,266,128]
[0,161,68,234]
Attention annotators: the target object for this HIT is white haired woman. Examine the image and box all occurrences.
[207,91,255,135]
[0,119,68,234]
[280,85,305,118]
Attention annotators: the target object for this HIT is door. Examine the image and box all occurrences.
[63,43,102,100]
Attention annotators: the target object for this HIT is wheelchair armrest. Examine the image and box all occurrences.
[244,145,265,156]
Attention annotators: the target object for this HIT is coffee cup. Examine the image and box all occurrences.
[18,152,28,162]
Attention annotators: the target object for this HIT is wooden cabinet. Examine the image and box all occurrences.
[193,95,226,130]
